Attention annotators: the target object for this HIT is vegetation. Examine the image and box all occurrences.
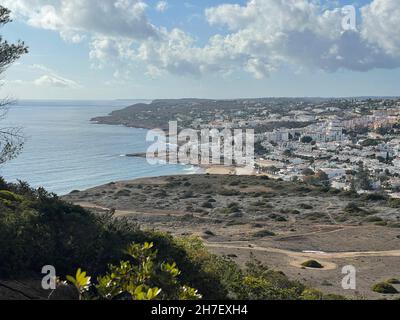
[67,243,201,300]
[301,260,324,269]
[0,177,350,300]
[253,230,276,238]
[301,136,313,144]
[387,278,400,285]
[344,202,365,214]
[0,6,29,164]
[0,177,141,279]
[371,282,399,294]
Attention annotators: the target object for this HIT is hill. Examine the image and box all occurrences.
[64,174,400,299]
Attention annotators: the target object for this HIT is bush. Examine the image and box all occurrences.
[300,288,324,300]
[66,243,202,300]
[201,202,214,209]
[218,189,240,196]
[361,193,387,201]
[220,202,241,214]
[115,189,131,197]
[389,198,400,208]
[344,202,365,214]
[365,216,383,223]
[299,204,313,210]
[0,183,143,279]
[0,190,24,202]
[372,282,399,294]
[253,230,276,238]
[301,260,324,269]
[387,278,400,285]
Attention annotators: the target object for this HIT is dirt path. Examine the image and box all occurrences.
[78,202,400,271]
[205,241,400,271]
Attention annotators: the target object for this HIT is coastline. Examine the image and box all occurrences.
[126,152,256,176]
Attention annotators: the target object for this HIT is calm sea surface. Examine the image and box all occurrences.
[0,100,197,195]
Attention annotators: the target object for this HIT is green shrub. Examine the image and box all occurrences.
[115,189,131,197]
[220,202,241,214]
[389,198,400,208]
[387,278,400,284]
[300,288,324,300]
[67,243,201,300]
[344,202,365,214]
[218,189,240,196]
[361,193,387,201]
[0,190,24,202]
[0,184,141,279]
[372,282,399,294]
[364,216,383,223]
[299,204,313,210]
[201,202,213,209]
[301,260,324,269]
[253,230,276,238]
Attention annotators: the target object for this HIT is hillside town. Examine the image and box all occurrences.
[250,99,400,198]
[94,97,400,197]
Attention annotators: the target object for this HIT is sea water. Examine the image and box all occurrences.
[0,100,198,195]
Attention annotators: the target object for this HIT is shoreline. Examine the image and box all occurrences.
[126,152,257,175]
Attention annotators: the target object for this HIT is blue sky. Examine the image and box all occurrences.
[1,0,399,99]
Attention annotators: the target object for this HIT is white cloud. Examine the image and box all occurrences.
[89,37,135,67]
[34,74,80,88]
[361,0,400,56]
[3,0,158,41]
[201,0,400,77]
[133,0,400,78]
[155,1,168,13]
[4,0,400,80]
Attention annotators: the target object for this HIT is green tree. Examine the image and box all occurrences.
[300,136,313,144]
[0,5,28,164]
[355,162,372,191]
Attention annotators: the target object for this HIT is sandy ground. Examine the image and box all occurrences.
[66,175,400,300]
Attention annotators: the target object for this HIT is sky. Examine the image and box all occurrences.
[0,0,399,100]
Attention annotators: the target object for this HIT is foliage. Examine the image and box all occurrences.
[254,141,268,156]
[388,198,400,208]
[387,278,400,285]
[66,269,91,300]
[354,163,372,191]
[253,230,276,238]
[344,202,365,214]
[0,179,142,279]
[0,177,344,300]
[301,136,313,144]
[0,5,29,164]
[371,282,399,294]
[361,193,387,202]
[67,243,201,300]
[303,170,330,187]
[301,260,324,269]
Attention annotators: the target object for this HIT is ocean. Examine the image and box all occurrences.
[0,100,199,195]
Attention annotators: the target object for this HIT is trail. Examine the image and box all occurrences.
[79,202,400,271]
[205,241,400,271]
